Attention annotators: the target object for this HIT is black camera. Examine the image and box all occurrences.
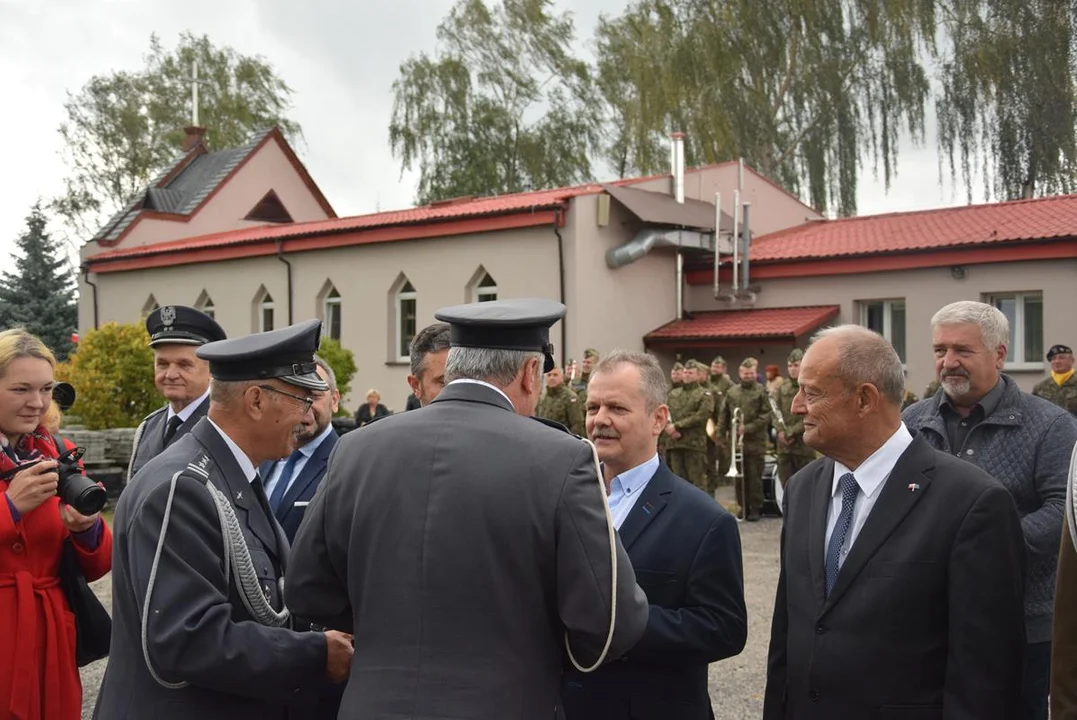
[55,446,108,516]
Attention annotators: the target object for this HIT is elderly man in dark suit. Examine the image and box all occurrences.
[259,356,340,543]
[764,324,1026,720]
[287,298,649,720]
[561,350,747,720]
[94,319,353,720]
[127,305,226,483]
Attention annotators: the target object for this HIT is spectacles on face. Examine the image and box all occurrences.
[258,384,314,414]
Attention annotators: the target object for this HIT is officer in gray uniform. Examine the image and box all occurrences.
[94,319,354,720]
[287,298,648,720]
[127,305,227,483]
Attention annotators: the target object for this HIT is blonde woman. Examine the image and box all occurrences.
[355,388,390,426]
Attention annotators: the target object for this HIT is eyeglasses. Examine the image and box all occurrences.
[258,385,314,413]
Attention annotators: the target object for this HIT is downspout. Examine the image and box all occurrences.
[275,239,294,325]
[554,208,567,368]
[80,264,99,330]
[676,251,684,320]
[741,202,752,289]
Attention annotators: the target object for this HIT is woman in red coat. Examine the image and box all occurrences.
[0,329,112,719]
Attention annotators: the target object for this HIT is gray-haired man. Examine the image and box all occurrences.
[903,300,1077,720]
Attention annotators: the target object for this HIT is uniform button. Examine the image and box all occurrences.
[11,542,23,554]
[966,449,975,456]
[815,624,826,634]
[809,690,820,702]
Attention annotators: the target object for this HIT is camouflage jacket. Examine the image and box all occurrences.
[1033,373,1077,416]
[774,379,813,458]
[717,381,772,452]
[535,384,585,436]
[668,382,715,453]
[708,374,734,419]
[901,389,920,411]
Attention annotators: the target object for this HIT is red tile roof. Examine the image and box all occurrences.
[747,192,1077,262]
[645,305,841,342]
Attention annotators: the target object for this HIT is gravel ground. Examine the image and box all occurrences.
[80,494,782,719]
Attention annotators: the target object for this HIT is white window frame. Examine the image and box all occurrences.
[987,292,1044,370]
[199,297,215,320]
[474,272,498,303]
[858,299,907,365]
[395,282,417,362]
[323,288,342,341]
[259,295,275,333]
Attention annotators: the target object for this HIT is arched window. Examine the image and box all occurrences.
[323,286,342,341]
[475,272,498,302]
[395,279,417,361]
[253,286,274,333]
[195,290,215,320]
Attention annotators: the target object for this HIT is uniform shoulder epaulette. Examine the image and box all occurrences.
[145,405,168,420]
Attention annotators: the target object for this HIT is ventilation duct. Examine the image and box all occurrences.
[605,227,712,269]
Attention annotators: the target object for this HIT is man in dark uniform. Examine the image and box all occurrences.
[94,319,354,720]
[287,298,649,720]
[1034,344,1077,416]
[127,305,226,483]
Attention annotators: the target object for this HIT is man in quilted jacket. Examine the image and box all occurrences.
[903,300,1077,720]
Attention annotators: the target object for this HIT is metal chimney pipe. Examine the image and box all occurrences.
[741,202,751,289]
[671,132,685,203]
[737,157,744,190]
[712,191,721,299]
[731,189,740,292]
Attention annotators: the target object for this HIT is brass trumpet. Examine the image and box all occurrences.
[726,407,746,521]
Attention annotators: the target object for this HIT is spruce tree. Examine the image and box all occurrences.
[0,203,78,360]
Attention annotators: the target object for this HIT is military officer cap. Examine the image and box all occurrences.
[583,348,600,359]
[711,356,726,366]
[788,348,804,363]
[195,318,329,391]
[146,305,226,348]
[741,357,758,368]
[687,359,706,372]
[672,362,684,371]
[1047,344,1074,360]
[434,297,564,373]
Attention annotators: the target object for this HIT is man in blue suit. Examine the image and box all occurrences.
[561,350,748,720]
[261,356,340,544]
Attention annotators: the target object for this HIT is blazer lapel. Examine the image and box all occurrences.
[616,464,673,550]
[191,419,283,564]
[821,436,935,613]
[807,458,835,604]
[279,432,337,521]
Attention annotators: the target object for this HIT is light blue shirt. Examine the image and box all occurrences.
[608,454,660,530]
[263,424,335,499]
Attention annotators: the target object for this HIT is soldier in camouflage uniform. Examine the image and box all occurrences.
[658,362,685,463]
[717,357,771,521]
[773,349,815,488]
[707,356,734,488]
[901,388,920,410]
[535,365,585,435]
[664,360,715,492]
[1033,343,1077,416]
[923,379,941,398]
[573,348,600,406]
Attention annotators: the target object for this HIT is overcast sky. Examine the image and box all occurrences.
[0,0,983,260]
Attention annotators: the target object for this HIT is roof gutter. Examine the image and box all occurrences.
[80,264,99,330]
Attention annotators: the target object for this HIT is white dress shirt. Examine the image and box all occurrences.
[206,417,258,485]
[166,388,210,423]
[607,454,660,530]
[824,422,914,570]
[447,378,514,407]
[263,424,335,499]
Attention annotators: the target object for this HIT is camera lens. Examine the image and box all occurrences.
[65,478,108,516]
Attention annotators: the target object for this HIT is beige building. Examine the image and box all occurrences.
[80,127,1077,410]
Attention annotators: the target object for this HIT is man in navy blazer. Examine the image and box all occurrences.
[260,357,340,543]
[561,350,748,720]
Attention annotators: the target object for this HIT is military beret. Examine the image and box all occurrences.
[146,305,226,348]
[741,357,758,368]
[1047,344,1073,360]
[583,348,600,359]
[672,362,685,371]
[196,318,328,391]
[711,356,726,366]
[787,348,804,363]
[434,298,564,373]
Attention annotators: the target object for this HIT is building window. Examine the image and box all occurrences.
[260,293,275,332]
[988,292,1044,367]
[396,280,417,361]
[475,272,498,302]
[324,287,342,341]
[859,299,906,363]
[195,291,215,320]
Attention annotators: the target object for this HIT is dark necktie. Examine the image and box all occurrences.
[825,473,859,597]
[249,474,275,524]
[268,450,304,513]
[162,415,183,446]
